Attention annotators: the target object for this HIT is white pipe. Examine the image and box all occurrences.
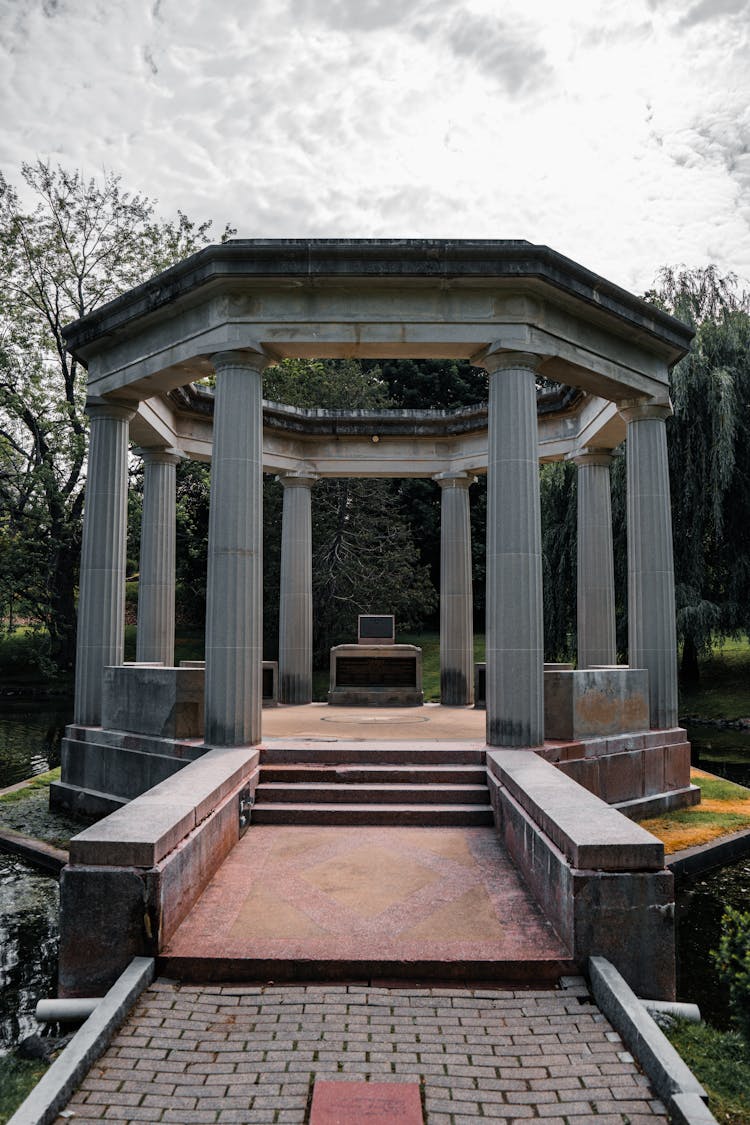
[35,998,100,1023]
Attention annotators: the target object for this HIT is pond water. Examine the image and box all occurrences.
[0,699,71,789]
[0,854,59,1056]
[0,700,748,1056]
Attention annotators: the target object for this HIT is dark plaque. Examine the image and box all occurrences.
[358,614,395,643]
[336,656,417,689]
[262,665,274,699]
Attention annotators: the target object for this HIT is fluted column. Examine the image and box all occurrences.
[436,471,475,705]
[278,472,316,704]
[204,350,267,746]
[481,351,544,746]
[620,400,678,729]
[74,399,135,725]
[135,447,183,665]
[573,449,617,668]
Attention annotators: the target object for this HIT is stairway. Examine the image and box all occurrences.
[251,747,493,826]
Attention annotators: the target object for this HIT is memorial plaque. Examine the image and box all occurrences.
[310,1079,423,1124]
[336,656,417,688]
[358,614,395,645]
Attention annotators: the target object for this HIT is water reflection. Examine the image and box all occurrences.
[0,855,58,1054]
[686,723,750,789]
[0,702,71,789]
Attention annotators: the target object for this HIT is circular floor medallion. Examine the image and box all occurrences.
[320,714,430,725]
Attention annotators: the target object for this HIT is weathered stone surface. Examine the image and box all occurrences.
[102,665,204,739]
[310,1080,423,1125]
[545,667,650,740]
[487,749,664,871]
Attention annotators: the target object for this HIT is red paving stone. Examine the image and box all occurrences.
[309,1079,423,1124]
[162,826,572,983]
[53,979,671,1123]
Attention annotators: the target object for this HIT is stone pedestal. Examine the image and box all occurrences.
[621,401,678,729]
[482,351,544,746]
[102,665,204,739]
[573,450,616,668]
[328,644,423,706]
[278,472,316,704]
[204,351,266,746]
[74,399,135,726]
[436,472,474,706]
[543,667,650,740]
[136,448,182,666]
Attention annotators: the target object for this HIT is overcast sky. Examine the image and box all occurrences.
[1,0,749,294]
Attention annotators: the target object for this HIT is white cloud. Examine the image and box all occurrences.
[0,0,749,292]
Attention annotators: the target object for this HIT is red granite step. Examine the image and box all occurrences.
[255,782,491,805]
[260,763,488,784]
[250,802,494,826]
[260,745,486,765]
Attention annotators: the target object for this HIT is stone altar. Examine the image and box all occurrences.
[328,644,423,706]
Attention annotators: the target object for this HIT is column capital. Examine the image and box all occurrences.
[134,446,186,466]
[618,398,673,424]
[568,447,615,468]
[276,471,319,490]
[473,348,545,375]
[434,470,476,490]
[85,396,136,424]
[211,348,272,373]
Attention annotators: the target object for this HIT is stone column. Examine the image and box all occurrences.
[620,400,678,729]
[481,351,544,746]
[204,350,267,746]
[74,399,135,726]
[278,472,317,704]
[436,471,475,705]
[573,449,617,668]
[135,447,183,666]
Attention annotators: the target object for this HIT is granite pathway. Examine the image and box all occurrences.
[53,978,669,1124]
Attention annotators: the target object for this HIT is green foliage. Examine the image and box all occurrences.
[0,161,230,673]
[0,1055,48,1124]
[652,267,750,683]
[0,628,56,680]
[665,1018,750,1124]
[540,461,577,661]
[712,907,750,1042]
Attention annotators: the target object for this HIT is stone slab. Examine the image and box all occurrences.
[102,665,204,739]
[487,749,664,871]
[69,745,259,867]
[545,668,650,740]
[7,957,154,1125]
[310,1080,423,1124]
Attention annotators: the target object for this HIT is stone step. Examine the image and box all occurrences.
[250,803,494,826]
[260,763,487,784]
[260,745,486,766]
[255,782,491,805]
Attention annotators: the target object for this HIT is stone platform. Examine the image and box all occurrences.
[161,825,574,985]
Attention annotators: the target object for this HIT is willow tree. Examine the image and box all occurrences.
[649,267,750,684]
[0,161,230,671]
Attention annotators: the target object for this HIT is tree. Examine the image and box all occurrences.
[0,161,232,672]
[648,268,750,684]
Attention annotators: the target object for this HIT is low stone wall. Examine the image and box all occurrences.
[487,750,676,1000]
[58,745,260,997]
[540,728,697,815]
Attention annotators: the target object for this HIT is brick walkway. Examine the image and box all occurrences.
[54,978,669,1124]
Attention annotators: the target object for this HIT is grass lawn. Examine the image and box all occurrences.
[0,1056,49,1125]
[639,769,750,853]
[664,1019,750,1125]
[680,637,750,721]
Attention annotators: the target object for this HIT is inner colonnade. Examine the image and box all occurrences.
[75,349,679,750]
